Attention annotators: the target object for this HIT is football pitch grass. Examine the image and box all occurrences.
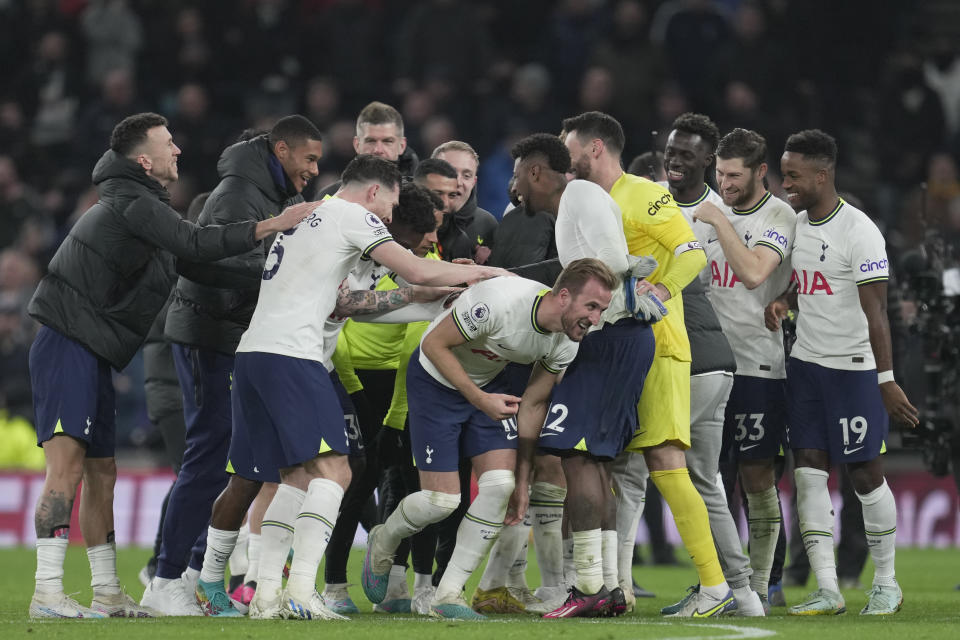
[1,546,956,639]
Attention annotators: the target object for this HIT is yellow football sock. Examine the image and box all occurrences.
[650,468,725,587]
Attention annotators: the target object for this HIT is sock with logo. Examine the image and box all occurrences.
[435,470,514,602]
[746,486,781,596]
[857,479,898,587]
[530,481,566,587]
[573,528,603,594]
[794,466,839,593]
[478,521,526,591]
[199,527,239,585]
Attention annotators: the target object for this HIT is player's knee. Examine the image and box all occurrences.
[477,469,515,507]
[423,490,462,519]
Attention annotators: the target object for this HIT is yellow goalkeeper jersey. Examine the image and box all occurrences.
[610,172,705,361]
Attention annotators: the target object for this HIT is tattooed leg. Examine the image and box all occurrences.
[35,435,86,538]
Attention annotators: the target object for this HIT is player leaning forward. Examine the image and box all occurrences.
[766,129,918,616]
[232,154,508,620]
[362,258,623,619]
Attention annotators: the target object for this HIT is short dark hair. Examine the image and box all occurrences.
[395,183,441,234]
[269,114,322,149]
[561,111,626,156]
[717,128,767,170]
[784,129,838,166]
[413,157,457,181]
[110,112,168,156]
[510,133,572,174]
[356,101,404,136]
[553,258,620,297]
[671,112,720,153]
[627,151,664,178]
[341,154,401,189]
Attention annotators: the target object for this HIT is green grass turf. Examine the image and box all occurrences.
[0,546,956,639]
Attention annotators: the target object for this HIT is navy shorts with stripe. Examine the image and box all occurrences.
[407,348,518,472]
[229,351,350,481]
[330,370,364,458]
[786,357,888,463]
[722,375,787,461]
[538,318,654,460]
[29,325,115,457]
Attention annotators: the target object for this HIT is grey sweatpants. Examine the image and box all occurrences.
[614,371,752,590]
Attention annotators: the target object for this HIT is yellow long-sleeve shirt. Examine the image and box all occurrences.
[611,173,706,361]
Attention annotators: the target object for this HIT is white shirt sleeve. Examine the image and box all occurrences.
[341,209,394,258]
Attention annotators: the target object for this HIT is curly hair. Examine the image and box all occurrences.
[671,112,720,153]
[510,133,572,174]
[395,182,441,234]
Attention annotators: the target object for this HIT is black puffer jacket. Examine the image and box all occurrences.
[487,204,561,287]
[164,136,302,354]
[683,275,736,376]
[28,150,259,370]
[436,190,498,261]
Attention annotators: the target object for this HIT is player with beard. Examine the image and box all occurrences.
[362,259,620,619]
[690,128,796,608]
[766,130,917,616]
[562,111,736,618]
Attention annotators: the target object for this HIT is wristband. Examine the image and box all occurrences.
[878,370,895,384]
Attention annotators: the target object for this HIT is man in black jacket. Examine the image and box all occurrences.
[141,115,323,617]
[26,113,311,620]
[432,141,498,263]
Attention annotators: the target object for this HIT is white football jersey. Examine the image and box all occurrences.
[662,182,724,287]
[320,256,392,370]
[556,179,630,324]
[701,191,795,379]
[790,199,888,371]
[419,277,579,389]
[238,197,394,362]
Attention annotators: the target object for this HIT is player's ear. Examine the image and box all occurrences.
[273,139,289,159]
[757,162,768,180]
[367,183,379,202]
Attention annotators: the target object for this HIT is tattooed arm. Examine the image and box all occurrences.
[334,285,462,318]
[335,286,414,317]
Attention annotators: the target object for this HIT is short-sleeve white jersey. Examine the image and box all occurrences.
[555,179,630,324]
[418,277,579,389]
[699,190,796,379]
[237,197,394,362]
[320,256,392,370]
[789,199,888,370]
[661,182,724,288]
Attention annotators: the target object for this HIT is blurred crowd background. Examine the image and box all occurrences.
[2,0,960,467]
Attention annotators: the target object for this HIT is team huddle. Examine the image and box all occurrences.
[25,103,919,622]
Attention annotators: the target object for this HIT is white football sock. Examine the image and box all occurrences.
[573,528,603,595]
[745,486,781,595]
[613,451,647,588]
[245,533,261,584]
[529,481,566,587]
[478,522,526,590]
[435,470,514,601]
[36,537,68,594]
[857,479,898,586]
[257,483,305,595]
[601,530,618,591]
[385,564,409,599]
[286,478,344,599]
[87,541,121,596]
[199,526,239,585]
[794,467,838,594]
[381,490,460,554]
[506,520,530,589]
[228,522,249,578]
